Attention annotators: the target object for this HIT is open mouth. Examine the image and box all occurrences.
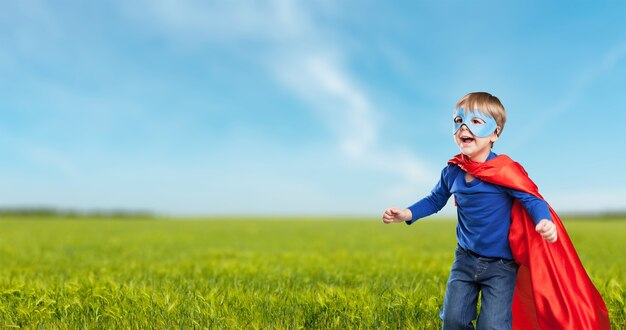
[460,136,475,144]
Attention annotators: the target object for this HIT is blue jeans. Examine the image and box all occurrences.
[440,246,519,330]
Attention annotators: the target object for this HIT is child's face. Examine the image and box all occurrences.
[453,110,499,161]
[453,108,498,137]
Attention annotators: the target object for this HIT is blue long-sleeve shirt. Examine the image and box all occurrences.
[406,152,551,259]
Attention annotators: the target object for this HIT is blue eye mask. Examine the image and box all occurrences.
[452,107,498,138]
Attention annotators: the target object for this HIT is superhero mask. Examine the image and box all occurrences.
[452,107,498,138]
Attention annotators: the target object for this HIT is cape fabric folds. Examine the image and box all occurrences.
[448,154,610,330]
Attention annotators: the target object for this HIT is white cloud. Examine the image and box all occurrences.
[126,0,311,43]
[130,0,434,188]
[274,52,434,185]
[274,53,376,157]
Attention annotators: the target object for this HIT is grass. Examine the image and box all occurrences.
[0,217,624,328]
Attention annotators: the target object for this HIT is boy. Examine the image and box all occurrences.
[382,92,609,329]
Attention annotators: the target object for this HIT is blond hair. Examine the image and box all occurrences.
[455,92,506,136]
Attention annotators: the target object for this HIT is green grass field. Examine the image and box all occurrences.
[0,217,624,329]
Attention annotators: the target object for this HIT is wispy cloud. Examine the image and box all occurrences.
[130,0,434,188]
[126,0,311,43]
[274,52,433,184]
[261,3,435,186]
[274,53,377,158]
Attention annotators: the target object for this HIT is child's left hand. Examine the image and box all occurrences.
[535,219,557,243]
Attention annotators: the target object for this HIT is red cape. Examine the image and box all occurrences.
[449,154,610,330]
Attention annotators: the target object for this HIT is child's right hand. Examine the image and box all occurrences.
[535,219,558,243]
[382,208,411,224]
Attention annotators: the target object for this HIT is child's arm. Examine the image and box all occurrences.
[508,189,558,243]
[382,165,453,225]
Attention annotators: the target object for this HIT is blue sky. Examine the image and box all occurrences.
[1,1,626,216]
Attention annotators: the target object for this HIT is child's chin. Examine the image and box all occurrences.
[458,146,474,156]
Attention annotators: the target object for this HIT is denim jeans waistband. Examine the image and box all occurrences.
[457,245,484,258]
[456,244,513,261]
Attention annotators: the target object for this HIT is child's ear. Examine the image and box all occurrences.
[491,127,501,143]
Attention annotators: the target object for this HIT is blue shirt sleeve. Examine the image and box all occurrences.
[506,188,552,224]
[405,166,453,225]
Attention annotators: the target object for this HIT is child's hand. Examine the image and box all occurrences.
[382,208,411,224]
[535,219,557,243]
